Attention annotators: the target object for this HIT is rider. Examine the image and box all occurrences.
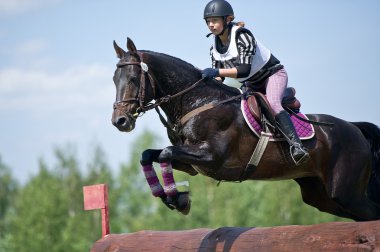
[202,0,309,165]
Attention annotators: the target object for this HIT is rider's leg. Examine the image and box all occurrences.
[266,68,309,165]
[275,110,309,164]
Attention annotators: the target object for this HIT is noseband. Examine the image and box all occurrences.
[113,52,156,117]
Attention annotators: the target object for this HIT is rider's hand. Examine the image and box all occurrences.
[202,68,219,80]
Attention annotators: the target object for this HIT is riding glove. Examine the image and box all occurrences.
[202,68,219,79]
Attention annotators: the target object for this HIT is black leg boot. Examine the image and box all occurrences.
[275,110,309,165]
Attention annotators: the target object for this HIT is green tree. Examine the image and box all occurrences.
[7,160,68,252]
[5,144,115,252]
[0,155,18,251]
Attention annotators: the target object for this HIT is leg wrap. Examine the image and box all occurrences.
[160,162,178,196]
[142,163,165,197]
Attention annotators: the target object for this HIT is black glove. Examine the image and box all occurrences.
[202,68,219,79]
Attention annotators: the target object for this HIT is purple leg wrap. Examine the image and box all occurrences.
[142,164,165,197]
[160,162,178,196]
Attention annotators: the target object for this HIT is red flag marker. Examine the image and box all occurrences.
[83,184,110,237]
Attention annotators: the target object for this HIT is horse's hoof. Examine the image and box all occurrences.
[176,192,191,215]
[166,192,191,215]
[160,195,175,210]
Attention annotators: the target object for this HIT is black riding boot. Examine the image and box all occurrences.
[275,110,309,165]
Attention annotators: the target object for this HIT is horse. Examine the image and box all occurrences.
[111,37,380,221]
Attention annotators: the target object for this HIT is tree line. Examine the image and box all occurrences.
[0,131,349,252]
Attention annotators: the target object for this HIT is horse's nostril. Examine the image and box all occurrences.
[116,116,127,126]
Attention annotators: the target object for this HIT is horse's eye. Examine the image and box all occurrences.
[129,76,138,84]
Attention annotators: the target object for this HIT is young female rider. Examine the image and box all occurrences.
[202,0,309,165]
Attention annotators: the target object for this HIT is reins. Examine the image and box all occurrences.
[143,77,206,115]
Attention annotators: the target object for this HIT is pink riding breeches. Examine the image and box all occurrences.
[265,68,288,114]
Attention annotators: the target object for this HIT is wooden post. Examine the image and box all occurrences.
[83,184,110,238]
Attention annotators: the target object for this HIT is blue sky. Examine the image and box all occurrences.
[1,0,379,183]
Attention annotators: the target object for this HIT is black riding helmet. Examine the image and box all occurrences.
[204,0,234,37]
[203,0,234,19]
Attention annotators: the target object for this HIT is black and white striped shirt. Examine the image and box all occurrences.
[210,26,256,69]
[209,24,281,83]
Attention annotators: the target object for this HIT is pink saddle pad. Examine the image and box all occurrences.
[241,99,315,141]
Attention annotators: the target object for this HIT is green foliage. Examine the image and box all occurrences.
[0,130,350,252]
[0,156,18,251]
[0,156,17,221]
[2,144,115,252]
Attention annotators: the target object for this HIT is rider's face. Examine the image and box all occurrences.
[206,17,224,35]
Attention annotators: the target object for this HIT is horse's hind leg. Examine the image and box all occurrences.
[329,156,380,221]
[295,177,357,220]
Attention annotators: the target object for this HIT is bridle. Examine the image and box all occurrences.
[113,52,157,118]
[113,51,206,120]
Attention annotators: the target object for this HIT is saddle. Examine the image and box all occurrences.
[240,87,313,180]
[247,87,301,124]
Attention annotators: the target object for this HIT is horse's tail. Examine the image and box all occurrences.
[352,121,380,205]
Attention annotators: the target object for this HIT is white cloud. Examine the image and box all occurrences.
[0,64,115,114]
[0,0,61,14]
[16,39,48,55]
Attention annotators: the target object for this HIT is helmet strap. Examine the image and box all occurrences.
[216,16,229,36]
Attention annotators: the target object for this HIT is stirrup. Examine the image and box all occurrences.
[290,143,309,166]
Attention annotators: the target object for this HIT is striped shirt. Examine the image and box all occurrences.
[209,25,274,83]
[210,27,256,68]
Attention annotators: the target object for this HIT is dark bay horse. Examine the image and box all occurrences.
[111,38,380,221]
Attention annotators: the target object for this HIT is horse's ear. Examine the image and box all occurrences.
[113,40,125,59]
[126,37,137,53]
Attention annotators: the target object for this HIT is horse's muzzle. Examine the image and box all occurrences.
[111,112,136,132]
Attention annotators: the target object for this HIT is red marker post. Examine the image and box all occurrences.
[83,184,110,237]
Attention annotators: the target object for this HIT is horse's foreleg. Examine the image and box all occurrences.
[140,149,196,214]
[171,160,198,176]
[155,143,221,214]
[140,149,165,197]
[158,142,220,168]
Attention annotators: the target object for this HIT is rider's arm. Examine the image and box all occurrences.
[218,64,251,78]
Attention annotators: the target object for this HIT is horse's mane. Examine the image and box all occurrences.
[141,50,241,96]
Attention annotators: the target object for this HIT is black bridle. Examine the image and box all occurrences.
[113,52,157,118]
[113,52,206,119]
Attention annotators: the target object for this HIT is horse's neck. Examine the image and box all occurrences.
[146,52,236,124]
[156,77,199,124]
[158,79,233,125]
[146,53,199,123]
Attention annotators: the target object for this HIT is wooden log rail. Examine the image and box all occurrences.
[91,220,380,252]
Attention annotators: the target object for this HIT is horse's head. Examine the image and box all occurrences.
[111,38,155,132]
